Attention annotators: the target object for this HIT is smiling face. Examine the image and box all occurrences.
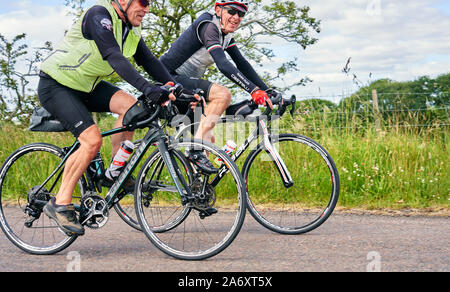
[114,0,149,27]
[215,5,245,34]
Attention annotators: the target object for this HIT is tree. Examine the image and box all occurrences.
[64,0,321,93]
[0,33,52,124]
[337,74,450,127]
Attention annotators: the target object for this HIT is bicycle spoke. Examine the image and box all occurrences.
[244,134,339,234]
[135,139,246,260]
[0,144,79,254]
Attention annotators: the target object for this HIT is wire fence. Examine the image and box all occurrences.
[284,91,450,131]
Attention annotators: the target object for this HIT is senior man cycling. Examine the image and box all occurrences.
[160,0,275,174]
[38,0,187,235]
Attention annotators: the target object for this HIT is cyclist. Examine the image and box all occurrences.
[38,0,186,236]
[160,0,275,174]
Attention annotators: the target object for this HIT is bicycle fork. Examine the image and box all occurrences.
[157,138,194,205]
[258,119,294,188]
[211,119,293,189]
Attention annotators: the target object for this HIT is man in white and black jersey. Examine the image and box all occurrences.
[160,0,274,174]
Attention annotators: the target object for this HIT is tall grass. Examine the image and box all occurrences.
[0,103,448,210]
[275,101,449,210]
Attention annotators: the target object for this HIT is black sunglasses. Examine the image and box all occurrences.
[137,0,149,7]
[223,7,246,18]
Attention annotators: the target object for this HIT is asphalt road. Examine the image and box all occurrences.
[0,210,448,272]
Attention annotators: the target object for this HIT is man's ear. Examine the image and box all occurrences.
[112,0,126,10]
[214,5,222,16]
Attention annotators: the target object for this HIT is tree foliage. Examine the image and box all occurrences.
[64,0,321,93]
[0,34,52,124]
[340,74,450,112]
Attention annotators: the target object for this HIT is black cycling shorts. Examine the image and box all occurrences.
[172,74,213,102]
[171,74,213,126]
[37,72,121,138]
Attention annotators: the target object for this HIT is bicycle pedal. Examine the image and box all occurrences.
[198,208,218,219]
[181,195,193,206]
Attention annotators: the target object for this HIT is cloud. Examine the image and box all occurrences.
[0,1,73,47]
[262,0,450,100]
[1,0,449,102]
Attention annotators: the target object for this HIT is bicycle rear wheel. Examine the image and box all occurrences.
[135,139,246,260]
[0,143,80,254]
[243,134,340,234]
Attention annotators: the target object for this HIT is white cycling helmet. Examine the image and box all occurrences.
[215,1,249,12]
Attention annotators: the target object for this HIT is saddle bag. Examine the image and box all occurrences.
[28,107,67,132]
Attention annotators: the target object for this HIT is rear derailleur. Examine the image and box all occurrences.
[24,186,51,228]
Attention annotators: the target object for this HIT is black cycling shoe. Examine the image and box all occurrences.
[187,150,218,174]
[43,198,85,236]
[102,176,135,193]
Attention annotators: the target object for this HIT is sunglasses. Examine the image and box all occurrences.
[223,7,246,18]
[137,0,149,7]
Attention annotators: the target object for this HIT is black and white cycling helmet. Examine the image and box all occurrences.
[215,1,249,12]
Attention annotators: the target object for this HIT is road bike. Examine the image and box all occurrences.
[0,92,247,260]
[174,93,340,234]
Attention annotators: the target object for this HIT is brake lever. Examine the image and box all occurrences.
[271,93,283,106]
[289,95,297,118]
[277,102,287,117]
[171,83,184,97]
[193,89,207,117]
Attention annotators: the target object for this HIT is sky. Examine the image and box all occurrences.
[1,0,449,103]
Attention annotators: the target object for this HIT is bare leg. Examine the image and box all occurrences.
[55,125,102,205]
[108,90,137,157]
[195,84,231,143]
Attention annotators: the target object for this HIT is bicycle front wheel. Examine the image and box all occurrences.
[0,143,80,254]
[135,139,246,260]
[243,134,340,234]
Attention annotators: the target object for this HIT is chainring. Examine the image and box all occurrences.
[190,177,216,211]
[79,193,109,229]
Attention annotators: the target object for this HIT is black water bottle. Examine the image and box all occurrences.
[88,152,105,187]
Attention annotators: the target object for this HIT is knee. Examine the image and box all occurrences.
[79,127,102,156]
[219,87,232,106]
[110,91,137,116]
[211,85,232,106]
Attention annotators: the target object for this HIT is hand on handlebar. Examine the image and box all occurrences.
[144,82,184,107]
[188,91,204,111]
[251,89,273,109]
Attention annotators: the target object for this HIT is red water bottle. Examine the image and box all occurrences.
[215,140,237,165]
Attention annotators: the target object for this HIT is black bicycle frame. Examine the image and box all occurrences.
[175,114,294,189]
[34,122,193,211]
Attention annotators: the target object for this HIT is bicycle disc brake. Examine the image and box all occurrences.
[190,176,217,219]
[79,193,109,229]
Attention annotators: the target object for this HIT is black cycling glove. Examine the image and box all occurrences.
[143,82,184,105]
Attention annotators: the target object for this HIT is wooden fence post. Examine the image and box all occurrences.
[372,89,381,131]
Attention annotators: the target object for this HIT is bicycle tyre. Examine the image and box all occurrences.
[0,143,79,255]
[135,139,246,260]
[114,199,142,231]
[243,134,340,234]
[129,148,194,233]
